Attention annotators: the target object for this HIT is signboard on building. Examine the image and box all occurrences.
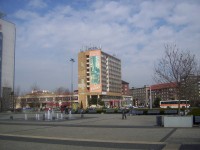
[89,50,102,93]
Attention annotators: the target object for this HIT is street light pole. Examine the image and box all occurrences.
[70,58,75,109]
[10,91,14,112]
[149,86,152,109]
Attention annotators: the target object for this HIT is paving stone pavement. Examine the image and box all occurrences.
[0,113,200,150]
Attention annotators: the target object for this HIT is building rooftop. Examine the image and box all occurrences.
[151,82,177,90]
[122,80,129,84]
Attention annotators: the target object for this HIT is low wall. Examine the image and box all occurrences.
[164,116,193,127]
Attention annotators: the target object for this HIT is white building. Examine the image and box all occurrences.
[0,17,16,111]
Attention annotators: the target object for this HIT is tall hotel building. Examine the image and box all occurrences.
[0,16,16,111]
[78,47,122,108]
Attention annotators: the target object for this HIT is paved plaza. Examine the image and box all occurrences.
[0,112,200,150]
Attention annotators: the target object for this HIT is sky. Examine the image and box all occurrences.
[0,0,200,93]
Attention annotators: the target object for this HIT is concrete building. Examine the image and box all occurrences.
[0,16,16,111]
[78,47,122,108]
[131,83,177,107]
[121,80,133,106]
[131,85,150,107]
[122,80,129,95]
[180,74,200,106]
[17,90,79,111]
[150,83,177,103]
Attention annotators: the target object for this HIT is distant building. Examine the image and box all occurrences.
[131,83,177,107]
[0,17,16,111]
[122,80,129,95]
[78,47,122,108]
[150,83,177,103]
[131,85,149,107]
[180,74,200,106]
[121,80,133,106]
[17,90,79,110]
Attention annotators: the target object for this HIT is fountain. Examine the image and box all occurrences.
[61,113,63,119]
[47,110,51,120]
[35,114,40,120]
[25,114,27,120]
[69,110,72,119]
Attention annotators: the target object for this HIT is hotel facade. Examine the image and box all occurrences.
[0,18,16,111]
[78,47,122,108]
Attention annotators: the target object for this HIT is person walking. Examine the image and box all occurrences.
[122,108,127,119]
[80,109,84,118]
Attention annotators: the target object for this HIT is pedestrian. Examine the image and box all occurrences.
[129,106,133,116]
[80,109,84,118]
[65,107,68,114]
[122,108,126,119]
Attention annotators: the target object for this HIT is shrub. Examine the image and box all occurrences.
[114,109,118,113]
[188,108,200,116]
[160,109,165,115]
[102,109,106,113]
[96,109,103,114]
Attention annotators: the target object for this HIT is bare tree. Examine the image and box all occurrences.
[30,84,40,109]
[30,83,40,92]
[154,44,200,113]
[54,87,70,95]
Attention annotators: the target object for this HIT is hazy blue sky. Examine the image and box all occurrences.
[1,0,200,93]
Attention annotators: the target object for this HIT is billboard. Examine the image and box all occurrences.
[90,50,102,93]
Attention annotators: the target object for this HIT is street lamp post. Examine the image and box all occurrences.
[149,86,152,109]
[70,58,75,109]
[10,91,15,112]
